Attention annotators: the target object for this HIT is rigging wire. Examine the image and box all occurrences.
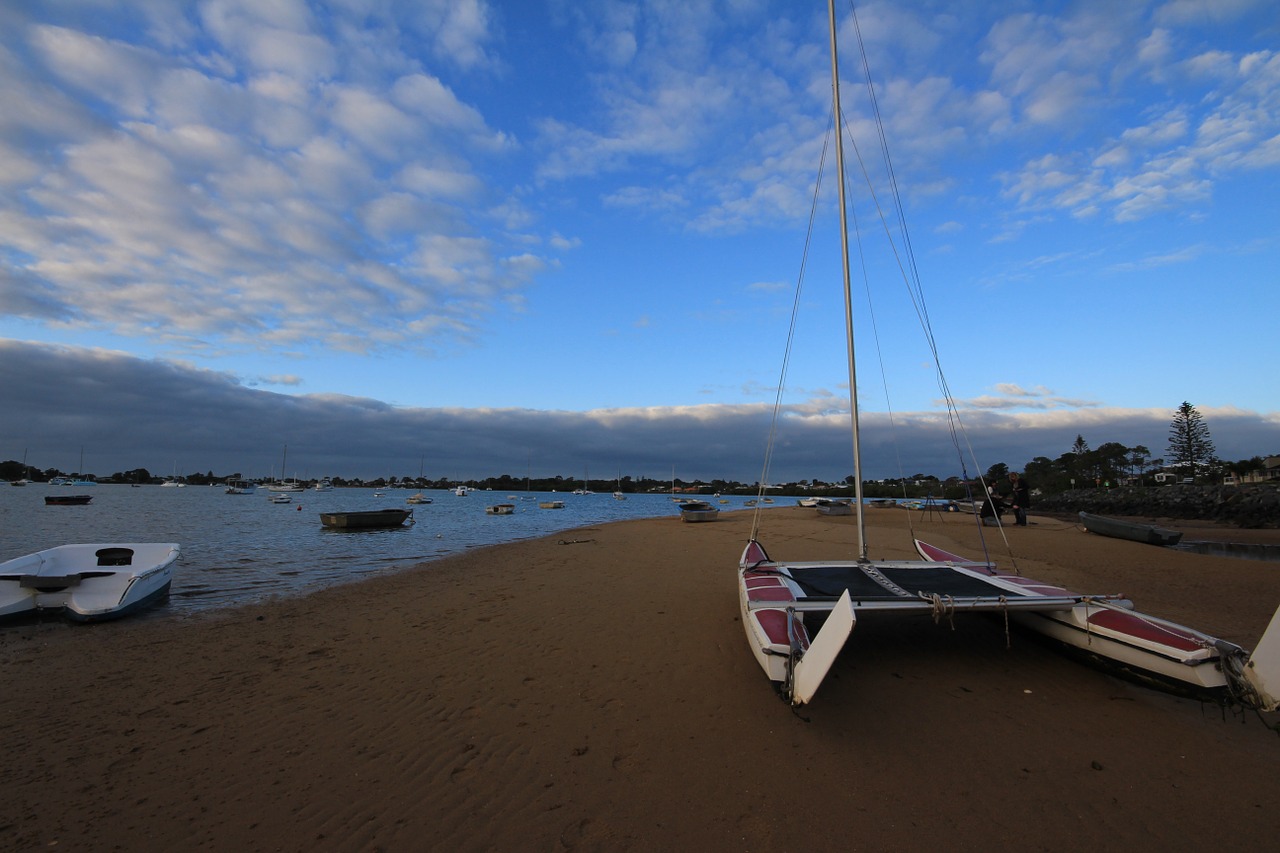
[749,118,834,543]
[839,0,1017,566]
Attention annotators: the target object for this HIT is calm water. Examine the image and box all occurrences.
[0,485,752,620]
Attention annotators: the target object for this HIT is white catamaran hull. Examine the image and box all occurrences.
[914,540,1279,710]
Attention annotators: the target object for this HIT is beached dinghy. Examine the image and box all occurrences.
[0,543,180,622]
[1079,511,1183,547]
[914,540,1279,710]
[678,500,720,522]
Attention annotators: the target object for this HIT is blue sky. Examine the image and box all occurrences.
[1,0,1277,483]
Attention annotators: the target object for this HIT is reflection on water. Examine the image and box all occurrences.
[0,486,722,620]
[1173,540,1280,562]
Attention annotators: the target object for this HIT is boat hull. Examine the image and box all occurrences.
[914,539,1277,708]
[319,509,413,529]
[45,495,93,505]
[678,501,720,522]
[0,543,180,622]
[1079,511,1183,546]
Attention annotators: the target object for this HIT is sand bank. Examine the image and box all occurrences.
[2,508,1278,850]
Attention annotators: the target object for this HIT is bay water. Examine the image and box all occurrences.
[1,485,751,621]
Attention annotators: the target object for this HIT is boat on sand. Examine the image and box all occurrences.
[914,540,1278,706]
[677,500,720,522]
[814,498,853,516]
[1079,511,1183,547]
[736,0,1279,711]
[1,543,180,622]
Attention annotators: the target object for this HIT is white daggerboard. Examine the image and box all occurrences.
[791,589,856,705]
[1246,603,1280,712]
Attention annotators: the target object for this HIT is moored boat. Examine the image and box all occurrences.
[45,494,93,505]
[485,504,515,515]
[319,508,414,529]
[1079,511,1183,547]
[225,478,257,495]
[538,500,565,509]
[0,543,181,622]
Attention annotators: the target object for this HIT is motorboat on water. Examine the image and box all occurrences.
[485,504,515,515]
[312,479,334,492]
[0,543,181,622]
[225,478,257,495]
[406,492,432,504]
[45,494,93,506]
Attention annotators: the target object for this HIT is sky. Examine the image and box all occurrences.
[2,0,1278,484]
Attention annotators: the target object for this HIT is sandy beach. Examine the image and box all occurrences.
[3,507,1278,851]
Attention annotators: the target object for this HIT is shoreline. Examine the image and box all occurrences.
[3,508,1278,850]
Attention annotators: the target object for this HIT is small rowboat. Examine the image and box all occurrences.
[319,508,413,529]
[1079,511,1183,546]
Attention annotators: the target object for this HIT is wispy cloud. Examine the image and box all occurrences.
[3,2,536,357]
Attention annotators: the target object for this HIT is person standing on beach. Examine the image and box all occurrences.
[1009,472,1030,526]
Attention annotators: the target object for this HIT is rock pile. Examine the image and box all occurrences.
[1033,484,1280,529]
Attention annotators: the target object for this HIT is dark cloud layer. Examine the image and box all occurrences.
[4,341,1276,483]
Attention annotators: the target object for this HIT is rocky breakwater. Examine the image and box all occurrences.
[1033,484,1280,529]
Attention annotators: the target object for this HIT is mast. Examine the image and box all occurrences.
[827,0,868,560]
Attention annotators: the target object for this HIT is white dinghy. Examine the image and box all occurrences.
[0,543,181,622]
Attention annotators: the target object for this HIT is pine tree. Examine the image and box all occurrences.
[1166,402,1215,480]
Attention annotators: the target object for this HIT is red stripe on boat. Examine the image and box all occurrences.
[755,608,809,649]
[1087,610,1204,652]
[745,575,785,588]
[749,586,796,602]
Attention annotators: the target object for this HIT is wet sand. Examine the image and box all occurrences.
[2,508,1278,850]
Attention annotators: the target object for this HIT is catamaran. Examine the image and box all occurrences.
[737,0,1279,710]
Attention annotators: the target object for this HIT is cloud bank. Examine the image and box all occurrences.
[5,341,1275,483]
